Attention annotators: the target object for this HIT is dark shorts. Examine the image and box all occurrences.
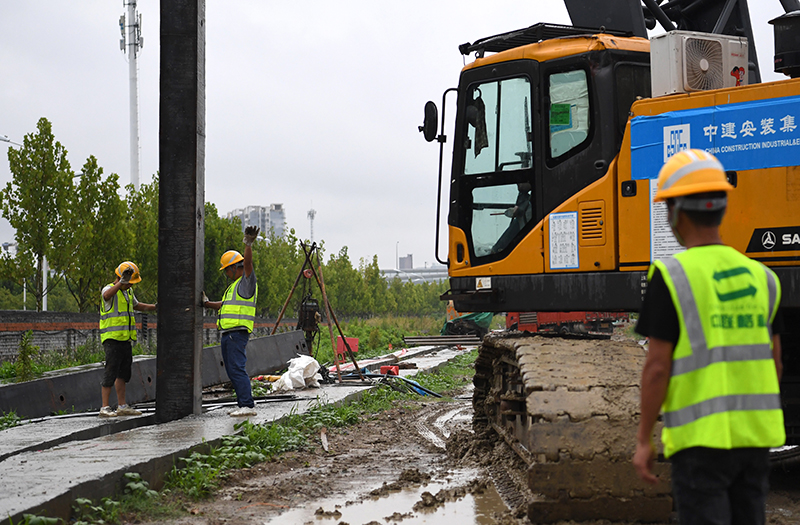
[671,447,770,525]
[102,339,133,387]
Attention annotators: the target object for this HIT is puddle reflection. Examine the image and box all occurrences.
[262,470,508,525]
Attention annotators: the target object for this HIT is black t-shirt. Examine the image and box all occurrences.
[635,267,784,343]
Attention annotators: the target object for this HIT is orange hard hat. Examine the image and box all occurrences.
[654,149,733,203]
[115,261,142,284]
[219,250,244,270]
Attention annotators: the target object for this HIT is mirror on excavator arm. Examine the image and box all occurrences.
[419,100,438,142]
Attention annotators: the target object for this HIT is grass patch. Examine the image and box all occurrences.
[0,338,155,384]
[311,315,445,365]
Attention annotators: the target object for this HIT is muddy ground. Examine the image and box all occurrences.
[139,379,800,525]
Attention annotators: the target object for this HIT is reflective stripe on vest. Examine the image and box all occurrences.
[653,247,784,457]
[217,277,257,333]
[99,285,137,342]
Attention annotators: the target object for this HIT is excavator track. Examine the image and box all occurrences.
[473,332,672,523]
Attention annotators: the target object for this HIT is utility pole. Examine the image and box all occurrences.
[157,0,205,422]
[307,208,316,242]
[120,1,143,189]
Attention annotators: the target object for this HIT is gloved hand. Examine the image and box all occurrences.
[243,226,260,246]
[201,291,209,307]
[120,267,133,284]
[503,206,519,218]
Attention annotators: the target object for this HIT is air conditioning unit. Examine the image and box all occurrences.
[650,31,749,97]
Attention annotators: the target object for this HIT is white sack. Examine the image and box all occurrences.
[272,355,321,392]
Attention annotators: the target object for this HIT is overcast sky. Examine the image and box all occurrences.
[0,1,788,272]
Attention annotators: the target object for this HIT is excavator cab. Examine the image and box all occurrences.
[450,32,650,267]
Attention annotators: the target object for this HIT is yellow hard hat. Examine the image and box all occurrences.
[115,261,142,284]
[654,149,733,202]
[219,250,244,270]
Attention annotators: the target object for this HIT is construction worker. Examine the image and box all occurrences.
[203,225,260,417]
[633,149,785,524]
[99,261,157,418]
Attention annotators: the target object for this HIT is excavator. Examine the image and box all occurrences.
[421,0,800,521]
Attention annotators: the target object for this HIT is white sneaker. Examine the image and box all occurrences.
[98,406,117,418]
[228,407,257,417]
[116,405,142,416]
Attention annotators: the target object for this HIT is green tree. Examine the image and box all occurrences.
[255,227,309,317]
[362,255,393,314]
[126,175,159,303]
[62,157,130,312]
[0,118,73,311]
[322,247,366,317]
[203,203,243,302]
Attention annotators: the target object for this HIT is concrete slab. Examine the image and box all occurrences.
[0,345,474,525]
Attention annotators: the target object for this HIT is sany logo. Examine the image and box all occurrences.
[747,227,800,253]
[762,231,776,250]
[782,233,800,245]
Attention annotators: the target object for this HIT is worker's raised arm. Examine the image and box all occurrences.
[242,225,259,277]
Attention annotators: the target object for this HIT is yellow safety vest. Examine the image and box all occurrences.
[651,245,784,458]
[217,277,257,333]
[99,285,137,342]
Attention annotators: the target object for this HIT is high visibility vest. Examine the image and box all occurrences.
[217,277,257,333]
[652,245,784,458]
[99,285,137,342]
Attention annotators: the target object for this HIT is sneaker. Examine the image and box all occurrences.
[116,405,142,416]
[98,406,117,418]
[228,406,257,417]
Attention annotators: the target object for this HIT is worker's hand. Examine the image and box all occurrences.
[120,268,133,284]
[633,440,659,485]
[243,226,260,246]
[503,206,519,218]
[201,291,209,307]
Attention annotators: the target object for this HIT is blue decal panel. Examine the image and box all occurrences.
[631,95,800,180]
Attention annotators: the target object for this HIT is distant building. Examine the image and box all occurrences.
[226,203,285,238]
[382,263,448,284]
[399,254,413,270]
[269,204,285,237]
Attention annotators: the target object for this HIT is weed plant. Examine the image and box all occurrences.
[71,472,180,524]
[0,409,22,430]
[14,331,38,382]
[7,514,60,524]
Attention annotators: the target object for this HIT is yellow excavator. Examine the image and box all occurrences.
[421,0,800,521]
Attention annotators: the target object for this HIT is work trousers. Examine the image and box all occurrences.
[221,329,254,408]
[671,446,770,525]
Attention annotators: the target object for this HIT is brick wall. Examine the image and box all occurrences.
[0,310,296,362]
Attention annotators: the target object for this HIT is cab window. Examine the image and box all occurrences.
[470,182,533,257]
[548,70,590,159]
[464,77,533,175]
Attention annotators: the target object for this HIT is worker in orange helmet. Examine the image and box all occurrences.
[203,226,260,417]
[633,149,785,524]
[98,261,157,418]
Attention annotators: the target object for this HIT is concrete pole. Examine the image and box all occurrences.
[156,0,205,422]
[42,255,47,312]
[126,0,141,189]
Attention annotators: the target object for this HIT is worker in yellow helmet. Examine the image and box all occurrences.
[98,261,157,418]
[203,225,260,417]
[633,149,784,524]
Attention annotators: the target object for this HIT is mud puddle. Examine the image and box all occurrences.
[264,467,508,525]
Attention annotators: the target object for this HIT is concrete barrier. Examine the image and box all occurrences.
[0,331,309,419]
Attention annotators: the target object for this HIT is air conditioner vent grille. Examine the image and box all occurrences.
[685,37,724,90]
